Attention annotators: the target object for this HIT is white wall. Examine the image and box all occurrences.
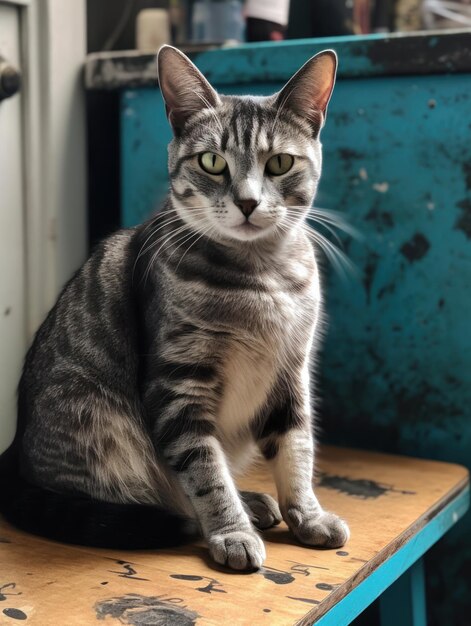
[0,2,26,452]
[0,0,87,453]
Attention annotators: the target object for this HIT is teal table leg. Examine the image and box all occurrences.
[379,559,427,626]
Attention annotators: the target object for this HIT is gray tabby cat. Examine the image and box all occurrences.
[0,45,349,570]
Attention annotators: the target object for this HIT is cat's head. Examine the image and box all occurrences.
[157,45,337,244]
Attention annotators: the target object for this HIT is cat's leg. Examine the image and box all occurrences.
[146,381,265,570]
[164,433,265,569]
[240,491,282,530]
[270,428,349,547]
[257,376,349,549]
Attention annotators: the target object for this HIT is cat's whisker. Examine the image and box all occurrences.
[167,229,201,263]
[137,210,209,260]
[302,227,358,279]
[150,223,196,259]
[279,214,357,278]
[175,224,215,271]
[135,205,215,276]
[288,205,362,240]
[283,211,346,248]
[142,223,196,285]
[136,222,190,277]
[304,218,345,248]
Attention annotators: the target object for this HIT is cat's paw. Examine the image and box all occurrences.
[286,507,350,549]
[208,530,266,571]
[240,491,282,530]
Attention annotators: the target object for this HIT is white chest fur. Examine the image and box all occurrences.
[216,258,320,448]
[218,334,277,440]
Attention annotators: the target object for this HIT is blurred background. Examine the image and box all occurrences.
[86,0,471,242]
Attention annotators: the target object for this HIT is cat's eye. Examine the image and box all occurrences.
[266,154,294,176]
[199,152,227,175]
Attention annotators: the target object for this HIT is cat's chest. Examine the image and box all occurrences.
[216,264,319,440]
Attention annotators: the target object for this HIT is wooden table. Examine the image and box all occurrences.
[0,446,468,625]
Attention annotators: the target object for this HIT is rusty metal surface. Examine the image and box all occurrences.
[85,30,471,90]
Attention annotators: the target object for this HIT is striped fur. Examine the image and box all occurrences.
[1,46,349,570]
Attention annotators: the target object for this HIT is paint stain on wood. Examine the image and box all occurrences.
[259,567,295,585]
[2,608,27,620]
[287,596,320,605]
[287,561,329,575]
[108,560,149,582]
[0,583,22,602]
[170,574,226,594]
[318,472,416,499]
[95,593,199,626]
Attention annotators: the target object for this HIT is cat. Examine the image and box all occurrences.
[0,45,349,571]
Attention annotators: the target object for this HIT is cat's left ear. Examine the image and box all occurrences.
[157,45,221,134]
[274,50,337,135]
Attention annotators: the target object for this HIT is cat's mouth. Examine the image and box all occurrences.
[232,222,265,240]
[236,222,262,233]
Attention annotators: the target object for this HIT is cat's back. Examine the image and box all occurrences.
[21,228,139,395]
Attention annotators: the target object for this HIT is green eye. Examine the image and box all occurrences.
[266,154,294,176]
[199,152,227,175]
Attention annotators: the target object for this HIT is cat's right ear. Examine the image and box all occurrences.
[157,45,221,134]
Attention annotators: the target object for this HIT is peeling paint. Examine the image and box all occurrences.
[372,182,389,193]
[400,233,430,262]
[455,198,471,239]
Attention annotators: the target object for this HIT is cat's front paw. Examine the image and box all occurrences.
[208,530,266,571]
[286,507,350,549]
[240,491,282,530]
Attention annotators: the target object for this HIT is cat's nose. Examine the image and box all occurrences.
[236,198,260,217]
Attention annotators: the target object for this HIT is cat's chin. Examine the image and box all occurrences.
[230,222,269,241]
[222,222,274,243]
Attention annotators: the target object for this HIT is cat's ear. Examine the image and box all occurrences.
[157,45,221,133]
[274,50,337,135]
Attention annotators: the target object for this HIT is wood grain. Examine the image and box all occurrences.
[0,446,468,625]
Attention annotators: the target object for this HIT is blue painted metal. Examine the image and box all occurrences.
[88,31,471,91]
[120,34,471,624]
[379,559,426,626]
[121,89,172,228]
[314,486,469,625]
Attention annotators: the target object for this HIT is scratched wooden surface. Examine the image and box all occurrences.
[0,446,468,626]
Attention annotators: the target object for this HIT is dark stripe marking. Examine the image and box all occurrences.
[157,414,214,447]
[172,445,213,472]
[260,439,279,460]
[195,485,225,497]
[257,393,304,439]
[157,360,216,383]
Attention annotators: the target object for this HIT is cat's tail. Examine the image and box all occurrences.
[0,441,198,549]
